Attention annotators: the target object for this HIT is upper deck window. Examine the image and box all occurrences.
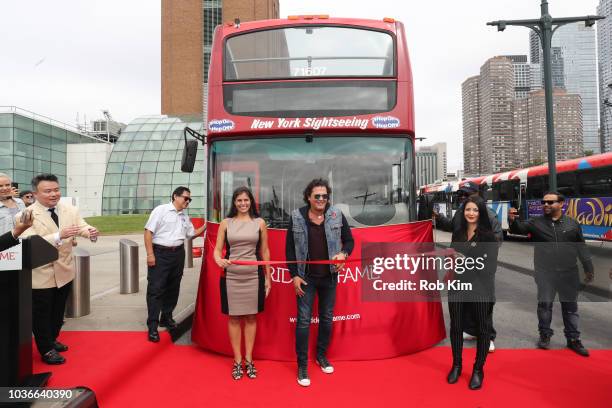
[224,26,394,80]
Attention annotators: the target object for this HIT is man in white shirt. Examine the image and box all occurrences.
[144,186,206,342]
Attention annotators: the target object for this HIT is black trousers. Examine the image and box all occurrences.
[464,302,497,340]
[448,295,493,369]
[146,246,185,329]
[32,281,73,356]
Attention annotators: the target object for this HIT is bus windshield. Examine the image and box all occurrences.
[224,26,395,80]
[209,136,413,228]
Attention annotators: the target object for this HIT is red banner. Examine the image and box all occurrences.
[191,220,446,361]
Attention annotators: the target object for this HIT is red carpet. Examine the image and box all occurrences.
[34,332,612,407]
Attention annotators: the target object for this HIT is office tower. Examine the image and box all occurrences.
[531,22,598,153]
[161,0,279,116]
[478,57,515,174]
[417,143,447,187]
[598,0,612,152]
[502,55,542,99]
[513,89,583,168]
[462,76,480,176]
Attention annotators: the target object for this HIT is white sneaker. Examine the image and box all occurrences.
[316,356,334,374]
[489,340,495,353]
[463,332,476,341]
[297,366,311,387]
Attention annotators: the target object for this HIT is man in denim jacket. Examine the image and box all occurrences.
[285,178,354,387]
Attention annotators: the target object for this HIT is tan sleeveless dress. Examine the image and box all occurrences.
[221,217,265,316]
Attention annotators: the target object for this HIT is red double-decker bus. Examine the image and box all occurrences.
[206,16,416,227]
[192,16,445,361]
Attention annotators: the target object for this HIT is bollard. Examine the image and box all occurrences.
[66,248,91,318]
[120,239,139,294]
[185,238,194,268]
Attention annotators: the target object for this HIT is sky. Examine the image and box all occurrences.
[0,0,602,171]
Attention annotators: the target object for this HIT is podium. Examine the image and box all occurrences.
[0,235,58,387]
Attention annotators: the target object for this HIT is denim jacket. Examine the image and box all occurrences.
[285,205,354,278]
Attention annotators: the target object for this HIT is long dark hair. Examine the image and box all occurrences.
[454,196,494,242]
[227,186,260,218]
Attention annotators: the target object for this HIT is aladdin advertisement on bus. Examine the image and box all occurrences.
[527,197,612,240]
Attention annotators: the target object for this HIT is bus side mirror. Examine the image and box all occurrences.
[181,140,199,173]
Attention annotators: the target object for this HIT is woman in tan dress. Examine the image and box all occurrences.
[214,187,271,380]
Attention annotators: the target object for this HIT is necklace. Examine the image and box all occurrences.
[309,210,324,220]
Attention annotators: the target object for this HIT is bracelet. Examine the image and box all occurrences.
[147,254,155,258]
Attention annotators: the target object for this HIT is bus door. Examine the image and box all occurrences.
[518,183,527,220]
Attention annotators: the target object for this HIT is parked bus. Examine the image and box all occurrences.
[417,180,460,221]
[185,16,449,360]
[204,16,417,227]
[420,153,612,241]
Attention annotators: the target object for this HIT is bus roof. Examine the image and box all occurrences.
[216,17,400,37]
[462,152,612,186]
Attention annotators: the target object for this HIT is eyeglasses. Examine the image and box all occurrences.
[23,195,33,199]
[541,200,559,205]
[313,194,329,200]
[180,195,192,203]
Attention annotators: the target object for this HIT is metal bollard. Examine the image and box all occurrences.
[66,248,91,318]
[185,238,194,268]
[119,239,139,294]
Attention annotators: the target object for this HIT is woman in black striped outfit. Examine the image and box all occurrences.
[447,196,498,390]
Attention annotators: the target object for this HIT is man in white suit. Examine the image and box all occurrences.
[17,174,98,365]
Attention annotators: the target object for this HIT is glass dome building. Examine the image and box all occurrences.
[101,115,205,216]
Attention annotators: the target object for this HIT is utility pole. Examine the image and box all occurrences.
[487,0,603,191]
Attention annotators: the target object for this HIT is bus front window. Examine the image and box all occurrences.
[209,137,415,227]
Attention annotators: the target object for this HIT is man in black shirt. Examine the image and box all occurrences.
[509,191,594,356]
[286,179,354,387]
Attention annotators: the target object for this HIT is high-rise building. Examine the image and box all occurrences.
[478,57,515,174]
[598,0,612,152]
[513,89,583,168]
[529,31,540,64]
[416,142,447,187]
[161,0,279,117]
[162,0,204,116]
[531,22,598,153]
[462,76,480,176]
[502,55,542,99]
[416,150,437,188]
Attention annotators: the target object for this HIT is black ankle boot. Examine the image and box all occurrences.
[447,365,462,384]
[469,367,484,390]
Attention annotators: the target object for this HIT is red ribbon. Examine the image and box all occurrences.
[231,259,358,266]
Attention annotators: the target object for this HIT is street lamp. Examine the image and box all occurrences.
[487,0,604,191]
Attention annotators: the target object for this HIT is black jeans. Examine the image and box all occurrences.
[146,246,185,329]
[536,273,580,339]
[32,281,73,355]
[295,274,337,367]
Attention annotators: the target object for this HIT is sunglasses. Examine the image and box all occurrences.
[313,194,329,200]
[541,200,560,205]
[180,195,192,203]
